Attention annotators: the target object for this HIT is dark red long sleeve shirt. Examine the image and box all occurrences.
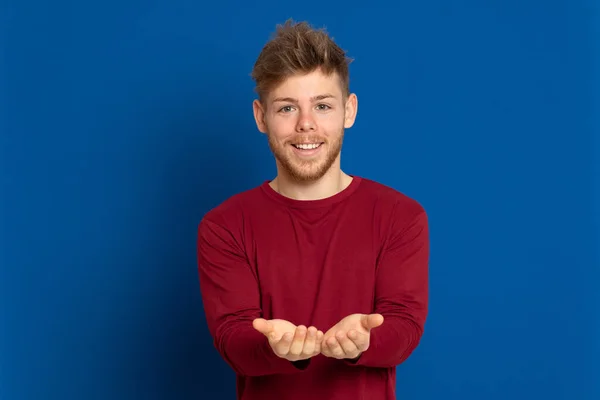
[196,176,429,400]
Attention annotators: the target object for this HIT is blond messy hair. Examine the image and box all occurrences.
[251,19,353,103]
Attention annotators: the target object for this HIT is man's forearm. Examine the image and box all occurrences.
[198,218,311,376]
[214,320,311,376]
[347,209,429,368]
[346,316,423,368]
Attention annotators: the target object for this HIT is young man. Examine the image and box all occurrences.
[196,20,429,400]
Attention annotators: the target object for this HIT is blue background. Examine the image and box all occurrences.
[1,1,598,399]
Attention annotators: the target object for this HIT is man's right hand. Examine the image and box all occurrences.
[252,318,324,362]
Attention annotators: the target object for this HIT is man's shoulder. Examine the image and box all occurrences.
[199,183,265,227]
[356,176,426,217]
[355,176,428,237]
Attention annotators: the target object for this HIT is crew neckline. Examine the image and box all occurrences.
[260,175,362,209]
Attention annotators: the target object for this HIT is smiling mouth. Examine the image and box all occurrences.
[292,143,324,150]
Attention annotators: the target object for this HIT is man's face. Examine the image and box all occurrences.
[253,68,357,182]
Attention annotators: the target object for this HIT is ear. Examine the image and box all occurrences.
[253,99,268,134]
[343,93,358,129]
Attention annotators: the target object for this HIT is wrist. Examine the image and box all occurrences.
[290,358,311,370]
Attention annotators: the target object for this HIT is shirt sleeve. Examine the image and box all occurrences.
[348,206,430,368]
[196,216,311,376]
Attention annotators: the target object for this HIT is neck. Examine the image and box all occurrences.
[270,165,353,201]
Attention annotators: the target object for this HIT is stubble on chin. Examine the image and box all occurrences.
[267,131,344,183]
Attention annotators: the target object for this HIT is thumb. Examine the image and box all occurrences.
[361,313,384,330]
[252,318,274,337]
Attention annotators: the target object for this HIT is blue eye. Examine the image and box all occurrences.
[279,106,294,113]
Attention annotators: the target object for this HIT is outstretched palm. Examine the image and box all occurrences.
[321,313,384,360]
[253,318,324,362]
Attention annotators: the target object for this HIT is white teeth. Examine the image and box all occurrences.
[294,143,320,150]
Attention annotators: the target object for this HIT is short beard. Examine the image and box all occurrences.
[267,129,344,183]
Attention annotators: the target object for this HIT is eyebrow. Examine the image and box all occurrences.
[272,93,336,104]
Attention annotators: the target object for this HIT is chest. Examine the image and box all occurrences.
[244,207,382,324]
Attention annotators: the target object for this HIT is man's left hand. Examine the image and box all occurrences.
[321,313,384,360]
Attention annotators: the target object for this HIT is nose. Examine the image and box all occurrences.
[296,109,316,132]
